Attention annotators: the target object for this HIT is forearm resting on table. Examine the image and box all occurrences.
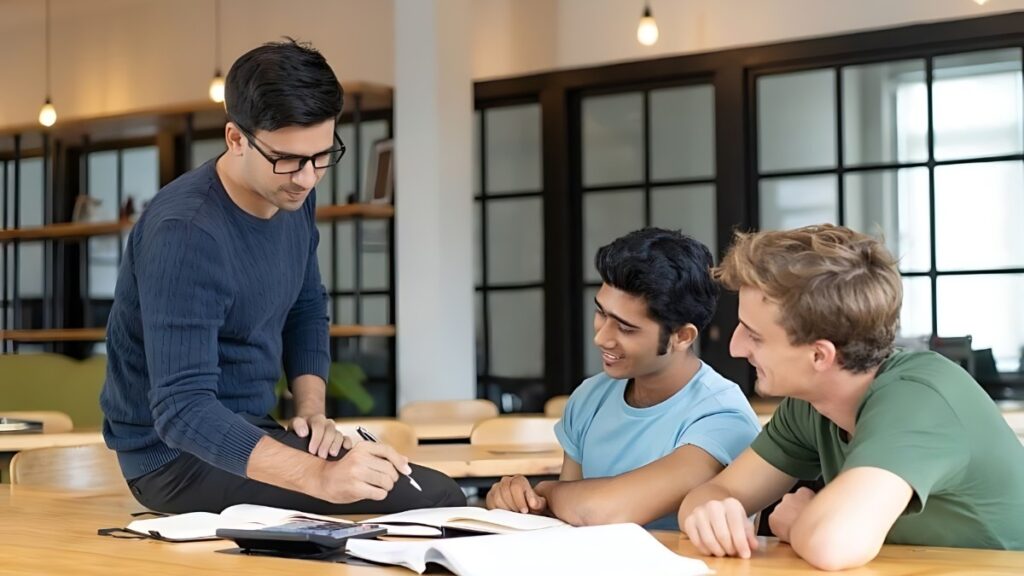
[678,481,738,519]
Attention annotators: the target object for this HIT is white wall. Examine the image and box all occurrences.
[0,0,393,129]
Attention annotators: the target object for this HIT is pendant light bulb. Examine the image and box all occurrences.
[637,5,659,46]
[209,71,225,103]
[38,98,57,127]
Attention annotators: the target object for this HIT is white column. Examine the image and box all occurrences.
[394,0,476,407]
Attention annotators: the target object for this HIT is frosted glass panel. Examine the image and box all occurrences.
[938,274,1024,372]
[473,112,481,195]
[759,174,838,231]
[334,221,355,291]
[122,146,159,210]
[316,223,333,290]
[488,289,544,378]
[650,184,718,258]
[583,190,644,282]
[485,104,542,194]
[473,200,483,287]
[333,295,389,326]
[843,60,928,165]
[487,198,544,284]
[758,69,837,172]
[361,220,390,291]
[18,158,44,298]
[191,138,226,169]
[900,276,932,339]
[935,161,1024,271]
[334,120,389,202]
[475,292,485,374]
[582,92,644,186]
[650,85,715,180]
[844,168,930,273]
[87,151,118,221]
[933,49,1023,161]
[582,286,602,377]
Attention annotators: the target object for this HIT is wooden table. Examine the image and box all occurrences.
[409,443,563,480]
[2,486,1022,575]
[0,430,104,452]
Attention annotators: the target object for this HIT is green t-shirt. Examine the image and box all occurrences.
[751,350,1024,550]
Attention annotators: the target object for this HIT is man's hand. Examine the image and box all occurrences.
[768,486,815,543]
[485,475,549,515]
[681,497,759,559]
[291,414,352,459]
[315,441,412,503]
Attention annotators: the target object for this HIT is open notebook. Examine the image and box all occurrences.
[366,506,567,537]
[124,504,348,542]
[345,523,712,576]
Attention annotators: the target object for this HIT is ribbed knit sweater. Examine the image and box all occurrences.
[100,159,330,480]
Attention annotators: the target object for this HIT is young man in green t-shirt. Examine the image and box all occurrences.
[678,224,1024,571]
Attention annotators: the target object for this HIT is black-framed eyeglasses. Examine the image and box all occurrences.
[236,124,346,174]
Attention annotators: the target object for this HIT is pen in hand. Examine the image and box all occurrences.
[355,426,422,492]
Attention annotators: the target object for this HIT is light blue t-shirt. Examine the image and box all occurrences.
[554,361,760,530]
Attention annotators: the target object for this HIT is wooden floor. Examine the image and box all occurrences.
[1,486,1022,575]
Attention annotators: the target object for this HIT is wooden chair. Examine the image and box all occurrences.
[335,418,417,453]
[10,443,126,492]
[470,416,560,445]
[398,399,499,424]
[0,411,74,433]
[543,395,569,418]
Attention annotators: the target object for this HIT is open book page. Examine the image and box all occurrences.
[126,504,351,542]
[367,507,566,536]
[345,523,713,576]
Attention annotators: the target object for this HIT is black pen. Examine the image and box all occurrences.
[355,426,422,492]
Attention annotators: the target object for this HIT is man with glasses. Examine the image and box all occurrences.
[101,39,465,514]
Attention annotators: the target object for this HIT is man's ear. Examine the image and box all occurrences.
[810,339,839,372]
[671,323,700,353]
[224,122,246,155]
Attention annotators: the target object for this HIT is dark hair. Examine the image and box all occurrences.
[225,38,343,132]
[595,228,719,354]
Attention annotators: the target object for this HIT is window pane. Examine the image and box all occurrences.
[933,48,1023,162]
[191,138,226,169]
[844,168,930,273]
[759,174,838,231]
[583,189,645,282]
[937,274,1024,372]
[18,158,44,298]
[487,198,544,285]
[582,92,644,187]
[316,223,333,291]
[582,286,602,377]
[475,291,485,375]
[935,161,1024,271]
[473,200,483,287]
[334,120,390,203]
[488,289,544,378]
[650,184,718,257]
[899,276,932,339]
[485,104,542,195]
[758,68,837,172]
[473,112,481,195]
[843,59,928,166]
[650,85,715,180]
[87,151,118,221]
[122,146,159,212]
[361,220,390,291]
[334,221,355,291]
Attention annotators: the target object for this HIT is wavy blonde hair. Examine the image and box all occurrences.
[715,224,902,373]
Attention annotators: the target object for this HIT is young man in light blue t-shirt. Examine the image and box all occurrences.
[485,228,760,529]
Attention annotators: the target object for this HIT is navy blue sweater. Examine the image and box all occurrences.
[100,159,330,480]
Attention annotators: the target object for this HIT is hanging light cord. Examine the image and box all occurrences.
[214,0,221,76]
[44,0,51,100]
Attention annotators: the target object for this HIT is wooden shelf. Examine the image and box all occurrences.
[2,324,395,342]
[0,220,133,243]
[0,204,392,244]
[0,328,107,342]
[315,204,394,221]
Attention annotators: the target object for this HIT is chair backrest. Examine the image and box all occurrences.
[335,418,417,453]
[543,395,569,418]
[930,335,975,376]
[470,416,560,445]
[10,444,125,492]
[398,399,499,424]
[0,411,73,433]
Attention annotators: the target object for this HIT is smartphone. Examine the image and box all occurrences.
[217,520,387,557]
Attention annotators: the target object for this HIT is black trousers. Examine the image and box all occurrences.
[127,416,466,514]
